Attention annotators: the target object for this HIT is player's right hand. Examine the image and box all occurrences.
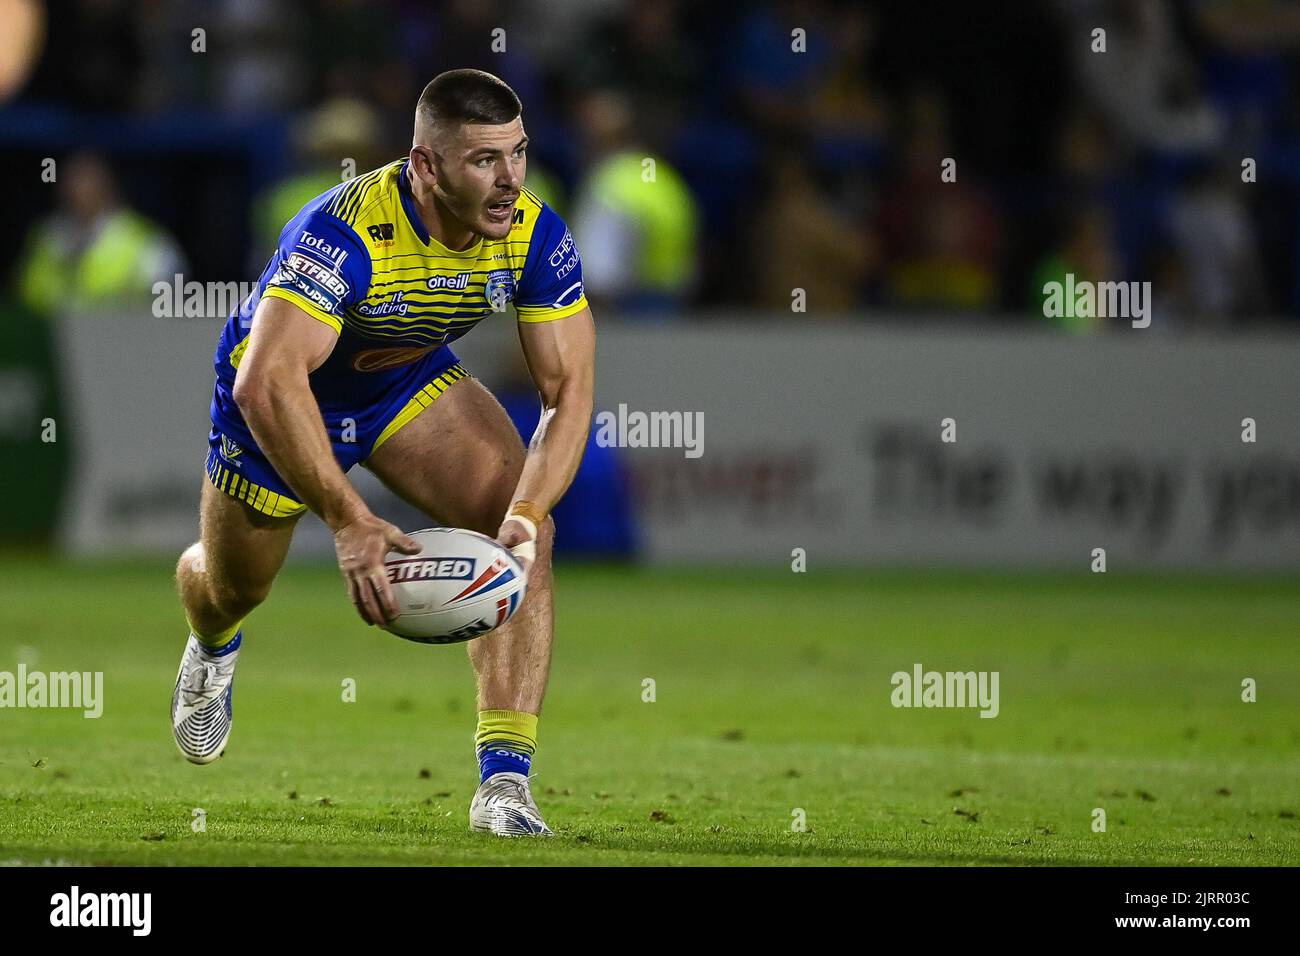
[332,514,420,626]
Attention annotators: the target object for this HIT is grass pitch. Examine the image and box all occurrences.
[0,557,1297,866]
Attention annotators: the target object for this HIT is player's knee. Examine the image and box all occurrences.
[176,542,205,583]
[210,576,272,619]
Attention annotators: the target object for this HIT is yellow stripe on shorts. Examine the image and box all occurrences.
[206,458,307,518]
[370,363,469,454]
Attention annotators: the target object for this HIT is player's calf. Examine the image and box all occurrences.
[171,544,256,764]
[170,483,297,765]
[176,544,259,639]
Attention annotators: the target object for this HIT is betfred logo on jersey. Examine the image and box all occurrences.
[270,253,349,315]
[272,251,351,315]
[386,557,475,583]
[284,253,348,299]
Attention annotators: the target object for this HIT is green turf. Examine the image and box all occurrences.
[1,557,1297,866]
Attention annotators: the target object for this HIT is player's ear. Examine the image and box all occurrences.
[409,146,437,186]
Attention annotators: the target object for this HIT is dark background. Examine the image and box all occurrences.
[4,0,1299,325]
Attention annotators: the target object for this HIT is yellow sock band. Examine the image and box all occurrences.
[475,709,538,755]
[187,616,243,649]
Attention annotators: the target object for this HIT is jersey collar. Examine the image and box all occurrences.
[397,160,431,245]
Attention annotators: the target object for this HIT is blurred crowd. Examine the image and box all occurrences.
[8,0,1300,328]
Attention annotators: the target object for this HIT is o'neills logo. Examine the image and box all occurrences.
[352,346,436,372]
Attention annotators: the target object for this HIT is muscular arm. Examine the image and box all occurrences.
[232,295,416,623]
[504,306,596,536]
[231,296,363,528]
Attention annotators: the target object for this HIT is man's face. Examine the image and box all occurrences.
[62,155,114,221]
[427,117,527,240]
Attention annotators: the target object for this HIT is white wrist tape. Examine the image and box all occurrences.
[505,514,537,565]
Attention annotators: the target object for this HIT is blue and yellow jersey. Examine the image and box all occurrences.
[214,158,586,408]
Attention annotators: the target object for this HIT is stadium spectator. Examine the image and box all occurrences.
[1166,160,1270,321]
[567,0,700,152]
[878,88,1002,311]
[803,3,889,169]
[211,0,310,116]
[570,90,699,314]
[1145,240,1199,329]
[250,97,388,257]
[1061,0,1223,155]
[750,144,877,312]
[4,0,1300,324]
[14,152,188,315]
[726,0,834,139]
[1192,0,1300,144]
[1029,207,1119,334]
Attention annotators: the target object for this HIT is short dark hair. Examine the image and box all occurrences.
[415,69,521,134]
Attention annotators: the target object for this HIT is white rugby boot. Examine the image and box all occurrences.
[469,772,555,837]
[171,632,241,764]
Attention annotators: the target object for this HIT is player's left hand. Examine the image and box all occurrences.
[496,517,536,573]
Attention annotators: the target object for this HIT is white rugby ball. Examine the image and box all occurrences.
[381,528,528,644]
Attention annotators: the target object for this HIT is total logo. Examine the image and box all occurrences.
[297,229,349,266]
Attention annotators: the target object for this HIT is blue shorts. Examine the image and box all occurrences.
[205,348,468,518]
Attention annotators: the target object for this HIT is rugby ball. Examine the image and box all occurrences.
[381,528,528,644]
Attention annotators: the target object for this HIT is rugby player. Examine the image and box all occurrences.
[170,70,594,837]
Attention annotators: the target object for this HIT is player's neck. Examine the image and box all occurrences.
[407,166,479,252]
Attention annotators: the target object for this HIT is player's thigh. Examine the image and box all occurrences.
[363,376,525,533]
[197,477,300,603]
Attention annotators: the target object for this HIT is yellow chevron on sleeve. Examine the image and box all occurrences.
[516,293,589,322]
[262,287,345,334]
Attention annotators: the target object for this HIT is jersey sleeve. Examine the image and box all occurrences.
[260,209,370,333]
[514,204,589,322]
